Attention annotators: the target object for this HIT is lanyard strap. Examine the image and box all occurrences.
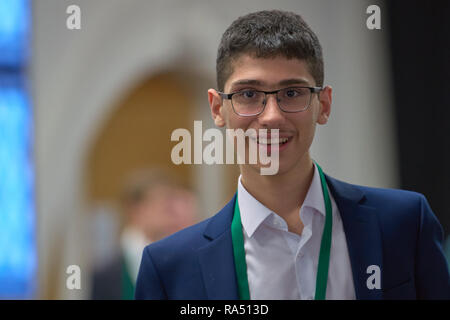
[231,161,333,300]
[231,198,250,300]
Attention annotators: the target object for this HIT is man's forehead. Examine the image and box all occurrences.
[225,54,315,90]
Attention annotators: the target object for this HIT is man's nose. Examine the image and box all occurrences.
[258,94,285,126]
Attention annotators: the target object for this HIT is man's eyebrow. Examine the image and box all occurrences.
[229,79,264,89]
[229,78,311,91]
[277,78,311,86]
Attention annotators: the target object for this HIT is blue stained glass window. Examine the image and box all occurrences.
[0,0,35,299]
[0,80,36,298]
[0,0,30,67]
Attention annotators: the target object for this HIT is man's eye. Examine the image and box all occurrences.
[284,88,308,98]
[285,89,299,97]
[238,90,257,98]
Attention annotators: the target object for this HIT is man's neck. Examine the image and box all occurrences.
[240,154,315,222]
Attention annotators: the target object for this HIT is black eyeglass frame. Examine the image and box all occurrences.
[218,86,323,117]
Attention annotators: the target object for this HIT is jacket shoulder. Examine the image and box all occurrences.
[327,175,432,235]
[135,217,214,299]
[144,217,211,261]
[328,175,427,212]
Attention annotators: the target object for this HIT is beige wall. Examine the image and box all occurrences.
[85,72,194,204]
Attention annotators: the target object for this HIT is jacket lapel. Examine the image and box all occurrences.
[197,194,239,299]
[325,175,384,300]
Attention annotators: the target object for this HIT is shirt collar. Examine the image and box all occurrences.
[237,163,325,238]
[302,163,326,217]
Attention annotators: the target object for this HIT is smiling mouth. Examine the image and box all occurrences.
[249,136,292,145]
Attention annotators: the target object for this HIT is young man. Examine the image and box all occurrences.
[135,10,450,299]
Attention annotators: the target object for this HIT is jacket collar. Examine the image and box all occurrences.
[203,193,236,240]
[198,194,239,299]
[325,174,384,300]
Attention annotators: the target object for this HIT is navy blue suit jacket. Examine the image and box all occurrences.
[135,175,450,299]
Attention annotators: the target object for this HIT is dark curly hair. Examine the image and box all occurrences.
[216,10,324,91]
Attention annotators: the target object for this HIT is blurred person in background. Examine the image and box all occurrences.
[91,169,197,299]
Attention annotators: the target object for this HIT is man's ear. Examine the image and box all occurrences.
[208,89,226,127]
[317,85,332,125]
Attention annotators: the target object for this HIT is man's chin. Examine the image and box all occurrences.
[241,161,292,177]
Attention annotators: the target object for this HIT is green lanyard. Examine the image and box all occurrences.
[231,162,333,300]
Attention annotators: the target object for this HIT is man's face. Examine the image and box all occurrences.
[208,54,332,176]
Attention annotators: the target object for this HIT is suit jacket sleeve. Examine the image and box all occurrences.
[415,194,450,299]
[135,246,167,300]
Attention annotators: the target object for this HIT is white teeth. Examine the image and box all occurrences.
[255,137,289,144]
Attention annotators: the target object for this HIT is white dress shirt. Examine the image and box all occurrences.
[237,164,356,299]
[120,226,151,283]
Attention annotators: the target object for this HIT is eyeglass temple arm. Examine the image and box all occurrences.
[218,92,233,99]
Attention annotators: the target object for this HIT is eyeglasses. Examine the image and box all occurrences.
[218,86,322,117]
